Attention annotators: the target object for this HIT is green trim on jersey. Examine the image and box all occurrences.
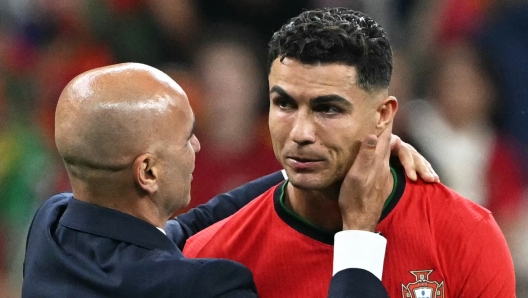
[383,167,398,210]
[279,166,398,232]
[278,182,333,234]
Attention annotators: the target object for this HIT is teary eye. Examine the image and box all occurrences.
[274,97,295,110]
[313,104,341,115]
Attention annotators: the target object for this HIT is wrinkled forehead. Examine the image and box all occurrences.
[268,58,364,101]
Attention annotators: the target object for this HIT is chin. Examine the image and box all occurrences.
[287,172,334,191]
[182,192,191,207]
[172,193,191,212]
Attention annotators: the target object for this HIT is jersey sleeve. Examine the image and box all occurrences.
[449,213,515,297]
[165,171,284,249]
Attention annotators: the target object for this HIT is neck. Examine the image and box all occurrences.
[285,169,395,232]
[284,183,342,232]
[110,197,168,229]
[72,183,168,229]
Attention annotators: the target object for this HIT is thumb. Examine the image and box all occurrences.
[352,134,378,172]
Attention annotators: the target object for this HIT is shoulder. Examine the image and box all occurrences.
[413,183,515,294]
[28,193,72,233]
[393,178,515,295]
[405,179,491,230]
[39,193,73,212]
[184,184,280,256]
[183,216,231,257]
[399,178,508,251]
[406,179,512,261]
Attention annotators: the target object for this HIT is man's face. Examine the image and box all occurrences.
[158,96,200,213]
[268,58,381,190]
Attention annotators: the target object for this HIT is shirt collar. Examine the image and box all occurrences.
[59,197,178,253]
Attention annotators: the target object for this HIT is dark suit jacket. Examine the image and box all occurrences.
[23,172,388,298]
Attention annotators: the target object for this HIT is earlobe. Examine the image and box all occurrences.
[376,96,398,135]
[134,153,159,194]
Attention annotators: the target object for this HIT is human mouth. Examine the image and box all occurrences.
[285,156,324,171]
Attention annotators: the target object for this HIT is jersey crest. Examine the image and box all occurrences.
[401,270,445,298]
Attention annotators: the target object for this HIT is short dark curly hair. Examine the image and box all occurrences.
[268,8,392,92]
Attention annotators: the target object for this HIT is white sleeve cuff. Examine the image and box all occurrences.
[333,230,387,280]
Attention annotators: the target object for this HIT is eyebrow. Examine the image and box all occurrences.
[270,86,293,100]
[310,95,352,109]
[270,85,352,109]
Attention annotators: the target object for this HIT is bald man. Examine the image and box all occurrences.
[22,63,435,298]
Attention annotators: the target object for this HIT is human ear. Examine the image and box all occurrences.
[376,96,398,135]
[133,153,159,194]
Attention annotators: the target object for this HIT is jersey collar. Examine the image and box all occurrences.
[274,158,406,245]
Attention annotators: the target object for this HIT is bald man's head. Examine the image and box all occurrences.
[56,63,187,172]
[55,63,199,218]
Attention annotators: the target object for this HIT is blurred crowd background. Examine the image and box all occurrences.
[0,0,527,296]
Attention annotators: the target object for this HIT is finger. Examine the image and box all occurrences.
[414,157,433,182]
[366,124,392,189]
[376,123,393,163]
[425,160,440,182]
[430,169,440,183]
[420,160,440,183]
[390,133,402,151]
[411,149,439,183]
[433,170,440,182]
[397,142,418,181]
[350,134,378,176]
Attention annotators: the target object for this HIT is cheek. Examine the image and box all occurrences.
[269,112,290,145]
[331,132,360,162]
[350,108,379,136]
[174,146,195,177]
[269,127,285,161]
[269,116,292,162]
[324,116,372,161]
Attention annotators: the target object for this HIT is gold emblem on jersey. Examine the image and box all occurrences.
[401,270,445,298]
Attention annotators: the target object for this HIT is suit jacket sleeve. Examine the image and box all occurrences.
[328,268,389,298]
[186,259,258,298]
[187,263,388,298]
[165,171,284,249]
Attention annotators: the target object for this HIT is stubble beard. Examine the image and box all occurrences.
[287,171,343,201]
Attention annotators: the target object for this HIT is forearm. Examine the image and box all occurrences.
[165,171,284,249]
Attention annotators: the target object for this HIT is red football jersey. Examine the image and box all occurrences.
[184,165,515,298]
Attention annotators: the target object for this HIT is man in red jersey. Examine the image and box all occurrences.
[183,7,515,298]
[22,62,435,298]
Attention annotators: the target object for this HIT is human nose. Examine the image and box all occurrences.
[290,112,316,145]
[191,135,201,153]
